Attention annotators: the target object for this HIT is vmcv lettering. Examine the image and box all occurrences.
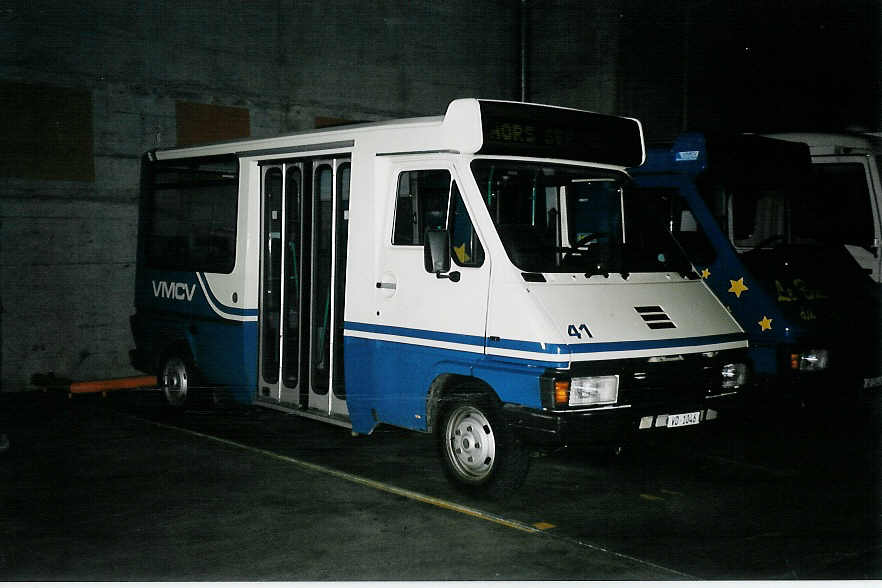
[152,280,196,302]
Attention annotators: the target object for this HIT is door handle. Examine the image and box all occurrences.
[375,281,396,290]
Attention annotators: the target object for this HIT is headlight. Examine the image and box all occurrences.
[721,362,748,389]
[790,349,829,372]
[569,375,619,406]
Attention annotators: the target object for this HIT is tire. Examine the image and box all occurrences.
[160,354,192,408]
[437,396,529,498]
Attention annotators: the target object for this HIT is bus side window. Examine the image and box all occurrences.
[392,169,452,245]
[144,157,239,274]
[633,187,716,267]
[670,195,716,266]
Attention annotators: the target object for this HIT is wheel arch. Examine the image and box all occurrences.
[426,374,499,434]
[156,338,197,376]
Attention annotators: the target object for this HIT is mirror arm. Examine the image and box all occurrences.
[435,270,461,282]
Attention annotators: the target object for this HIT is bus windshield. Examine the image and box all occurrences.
[471,159,694,276]
[696,161,875,251]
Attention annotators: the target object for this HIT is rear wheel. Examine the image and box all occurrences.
[438,396,529,498]
[160,355,191,407]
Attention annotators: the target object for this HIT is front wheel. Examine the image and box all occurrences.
[437,398,529,498]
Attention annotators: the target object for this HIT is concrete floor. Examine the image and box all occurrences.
[0,387,879,581]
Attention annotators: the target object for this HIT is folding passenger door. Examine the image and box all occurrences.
[258,157,351,420]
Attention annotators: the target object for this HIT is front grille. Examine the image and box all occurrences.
[569,354,716,408]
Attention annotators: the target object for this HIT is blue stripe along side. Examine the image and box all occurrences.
[344,321,484,347]
[562,332,748,353]
[344,321,746,356]
[198,272,258,318]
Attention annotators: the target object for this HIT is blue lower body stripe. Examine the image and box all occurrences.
[344,321,484,347]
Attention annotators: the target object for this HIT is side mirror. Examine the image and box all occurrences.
[424,229,460,282]
[424,229,451,273]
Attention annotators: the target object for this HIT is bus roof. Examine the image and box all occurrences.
[634,131,811,182]
[764,132,882,156]
[150,99,645,168]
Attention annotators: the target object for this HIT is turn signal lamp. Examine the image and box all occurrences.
[554,380,570,406]
[790,349,829,372]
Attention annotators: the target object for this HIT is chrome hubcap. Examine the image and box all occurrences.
[444,405,496,481]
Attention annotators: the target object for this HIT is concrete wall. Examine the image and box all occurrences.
[617,0,882,140]
[0,0,525,392]
[2,0,877,392]
[527,0,621,114]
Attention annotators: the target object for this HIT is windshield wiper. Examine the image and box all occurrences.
[584,267,631,280]
[584,267,610,279]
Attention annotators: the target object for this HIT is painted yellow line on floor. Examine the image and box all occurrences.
[640,493,665,502]
[133,415,698,580]
[661,488,684,497]
[143,418,540,535]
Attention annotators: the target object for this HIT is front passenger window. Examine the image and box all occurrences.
[392,168,485,268]
[393,169,451,245]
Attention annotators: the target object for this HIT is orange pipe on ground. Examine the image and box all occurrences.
[68,375,158,395]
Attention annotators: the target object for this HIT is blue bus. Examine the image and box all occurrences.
[631,132,880,406]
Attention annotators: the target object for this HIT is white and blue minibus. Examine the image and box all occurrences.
[131,99,748,496]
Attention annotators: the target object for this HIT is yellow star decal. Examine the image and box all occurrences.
[758,316,773,331]
[453,243,470,264]
[700,268,711,279]
[728,277,749,298]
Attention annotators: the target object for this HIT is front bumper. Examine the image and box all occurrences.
[505,395,739,448]
[504,349,747,448]
[748,341,881,407]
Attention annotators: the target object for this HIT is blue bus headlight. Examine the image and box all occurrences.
[721,362,748,389]
[570,375,619,406]
[790,349,829,372]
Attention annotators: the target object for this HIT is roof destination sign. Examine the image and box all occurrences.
[477,100,645,168]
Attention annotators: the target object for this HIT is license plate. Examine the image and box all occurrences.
[667,411,701,428]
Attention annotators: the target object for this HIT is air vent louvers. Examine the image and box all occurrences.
[635,306,676,329]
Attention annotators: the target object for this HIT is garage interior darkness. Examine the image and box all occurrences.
[0,0,879,394]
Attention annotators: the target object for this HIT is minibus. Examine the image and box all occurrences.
[131,100,748,496]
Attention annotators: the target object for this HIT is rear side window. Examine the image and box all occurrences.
[142,155,239,273]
